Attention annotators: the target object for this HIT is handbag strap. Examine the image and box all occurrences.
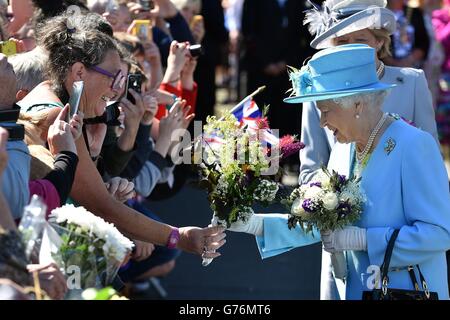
[380,229,400,281]
[380,229,432,298]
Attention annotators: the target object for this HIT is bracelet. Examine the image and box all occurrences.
[166,227,180,249]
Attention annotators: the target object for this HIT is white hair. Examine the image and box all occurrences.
[333,90,389,110]
[9,47,48,92]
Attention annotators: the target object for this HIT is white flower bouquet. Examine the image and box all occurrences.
[44,205,134,292]
[284,167,365,233]
[283,167,366,280]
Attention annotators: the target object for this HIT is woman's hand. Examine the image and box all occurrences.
[321,226,367,253]
[47,105,77,155]
[164,41,189,85]
[69,108,83,141]
[177,226,226,258]
[105,177,136,203]
[141,92,158,125]
[132,240,155,262]
[120,89,146,131]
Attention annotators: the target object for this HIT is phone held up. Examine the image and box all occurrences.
[130,20,153,41]
[67,81,84,122]
[139,0,154,11]
[126,74,143,105]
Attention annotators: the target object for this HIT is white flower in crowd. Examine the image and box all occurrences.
[322,192,339,210]
[50,204,134,262]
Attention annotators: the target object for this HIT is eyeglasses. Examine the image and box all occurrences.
[90,65,126,91]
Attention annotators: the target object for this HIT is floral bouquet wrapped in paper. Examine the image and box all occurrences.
[198,104,304,265]
[43,205,134,295]
[283,167,366,280]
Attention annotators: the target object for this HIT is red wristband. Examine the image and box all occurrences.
[166,227,180,249]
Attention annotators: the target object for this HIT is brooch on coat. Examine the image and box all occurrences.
[384,138,396,155]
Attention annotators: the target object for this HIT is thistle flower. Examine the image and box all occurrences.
[278,135,305,158]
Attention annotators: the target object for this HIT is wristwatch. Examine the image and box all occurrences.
[166,227,180,249]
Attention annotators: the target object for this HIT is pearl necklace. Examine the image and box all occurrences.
[376,61,385,79]
[356,113,388,164]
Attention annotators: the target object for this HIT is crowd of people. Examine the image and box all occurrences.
[0,0,450,300]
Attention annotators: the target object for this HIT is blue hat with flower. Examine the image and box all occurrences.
[284,44,395,104]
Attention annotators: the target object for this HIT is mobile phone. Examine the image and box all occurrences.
[126,74,142,105]
[189,44,203,58]
[68,81,84,122]
[0,40,17,57]
[130,20,152,41]
[139,0,154,11]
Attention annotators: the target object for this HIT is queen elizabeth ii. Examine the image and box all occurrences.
[226,44,450,300]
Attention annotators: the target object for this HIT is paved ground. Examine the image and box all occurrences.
[144,183,322,300]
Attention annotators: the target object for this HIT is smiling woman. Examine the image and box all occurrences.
[17,13,226,261]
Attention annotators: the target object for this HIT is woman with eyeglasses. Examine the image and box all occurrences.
[17,15,226,262]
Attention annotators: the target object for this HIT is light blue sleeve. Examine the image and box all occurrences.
[255,214,321,259]
[367,130,450,267]
[133,161,162,197]
[1,141,30,219]
[413,70,439,145]
[299,101,333,184]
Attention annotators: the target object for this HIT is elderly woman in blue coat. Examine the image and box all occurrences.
[302,0,440,300]
[227,44,450,300]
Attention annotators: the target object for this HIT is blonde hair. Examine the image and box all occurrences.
[28,145,55,180]
[18,111,56,180]
[368,28,392,60]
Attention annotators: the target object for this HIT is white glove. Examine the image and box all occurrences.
[226,214,265,236]
[321,226,367,253]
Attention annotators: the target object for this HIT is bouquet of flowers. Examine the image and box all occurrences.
[283,167,366,280]
[198,107,304,265]
[41,205,134,297]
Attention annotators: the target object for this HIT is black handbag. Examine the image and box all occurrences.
[362,229,439,300]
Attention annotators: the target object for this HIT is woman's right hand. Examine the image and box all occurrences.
[47,105,77,155]
[132,240,155,262]
[105,177,136,203]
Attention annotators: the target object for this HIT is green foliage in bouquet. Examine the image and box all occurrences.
[198,113,279,227]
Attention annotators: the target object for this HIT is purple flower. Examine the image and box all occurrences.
[337,201,351,219]
[338,175,346,184]
[310,182,322,188]
[302,199,315,213]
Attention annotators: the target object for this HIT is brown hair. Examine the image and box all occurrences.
[36,15,118,103]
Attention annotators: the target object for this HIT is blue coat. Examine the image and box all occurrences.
[256,120,450,299]
[298,65,440,299]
